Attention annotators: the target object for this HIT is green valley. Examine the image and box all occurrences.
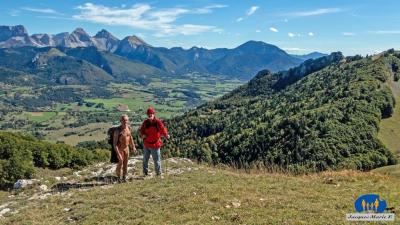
[0,74,243,145]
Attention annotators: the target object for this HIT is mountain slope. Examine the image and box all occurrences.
[164,52,398,172]
[0,47,113,85]
[0,66,45,85]
[206,41,303,78]
[65,47,166,80]
[0,46,168,85]
[378,51,400,158]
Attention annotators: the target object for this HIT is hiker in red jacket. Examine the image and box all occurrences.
[140,107,169,177]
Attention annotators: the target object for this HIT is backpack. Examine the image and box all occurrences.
[107,125,121,163]
[144,118,160,131]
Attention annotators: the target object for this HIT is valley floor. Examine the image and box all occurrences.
[0,157,399,225]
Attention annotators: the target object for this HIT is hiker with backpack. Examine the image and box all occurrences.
[140,107,169,177]
[110,114,137,182]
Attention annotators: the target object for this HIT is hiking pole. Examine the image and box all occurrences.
[165,138,168,176]
[164,136,170,176]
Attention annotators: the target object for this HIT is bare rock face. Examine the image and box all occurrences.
[31,34,55,47]
[93,29,120,52]
[0,25,36,48]
[0,25,28,42]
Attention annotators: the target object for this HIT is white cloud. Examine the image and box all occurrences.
[342,32,355,36]
[36,15,72,20]
[256,29,261,33]
[269,27,278,32]
[283,47,309,52]
[176,24,221,36]
[73,3,223,37]
[246,6,259,16]
[308,32,314,36]
[369,30,400,34]
[21,7,60,14]
[288,32,295,37]
[286,8,343,17]
[236,6,259,22]
[194,4,228,14]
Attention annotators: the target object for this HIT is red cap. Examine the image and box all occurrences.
[146,107,155,115]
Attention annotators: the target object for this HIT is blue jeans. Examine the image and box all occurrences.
[143,147,162,175]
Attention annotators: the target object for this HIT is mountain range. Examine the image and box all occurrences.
[0,25,326,82]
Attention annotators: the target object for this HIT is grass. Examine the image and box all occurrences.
[86,98,154,112]
[1,166,399,225]
[378,96,400,158]
[375,75,400,181]
[44,122,111,146]
[0,190,8,203]
[26,111,57,123]
[372,164,400,179]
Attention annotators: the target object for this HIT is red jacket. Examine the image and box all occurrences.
[140,118,168,148]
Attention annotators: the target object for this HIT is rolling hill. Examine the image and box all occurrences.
[164,51,400,172]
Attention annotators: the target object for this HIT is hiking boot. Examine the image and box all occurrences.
[122,176,127,183]
[156,173,164,179]
[142,173,151,180]
[116,177,122,183]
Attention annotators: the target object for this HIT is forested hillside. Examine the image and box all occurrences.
[164,52,400,172]
[0,132,109,186]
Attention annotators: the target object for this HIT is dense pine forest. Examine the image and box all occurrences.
[164,51,400,172]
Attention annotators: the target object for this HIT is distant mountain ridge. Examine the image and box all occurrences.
[0,46,166,85]
[0,25,120,51]
[0,25,326,80]
[291,52,328,61]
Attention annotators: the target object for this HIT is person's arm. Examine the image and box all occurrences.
[139,121,147,139]
[128,128,137,153]
[113,130,122,161]
[157,119,170,139]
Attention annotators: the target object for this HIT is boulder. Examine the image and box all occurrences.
[39,185,48,191]
[13,179,39,189]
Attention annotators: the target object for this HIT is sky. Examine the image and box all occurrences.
[1,0,400,55]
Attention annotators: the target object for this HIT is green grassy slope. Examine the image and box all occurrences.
[1,166,399,225]
[378,55,400,158]
[375,53,400,177]
[378,95,400,158]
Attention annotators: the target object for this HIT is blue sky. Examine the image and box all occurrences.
[1,0,400,55]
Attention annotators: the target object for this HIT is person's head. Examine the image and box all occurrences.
[146,107,155,120]
[120,114,129,128]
